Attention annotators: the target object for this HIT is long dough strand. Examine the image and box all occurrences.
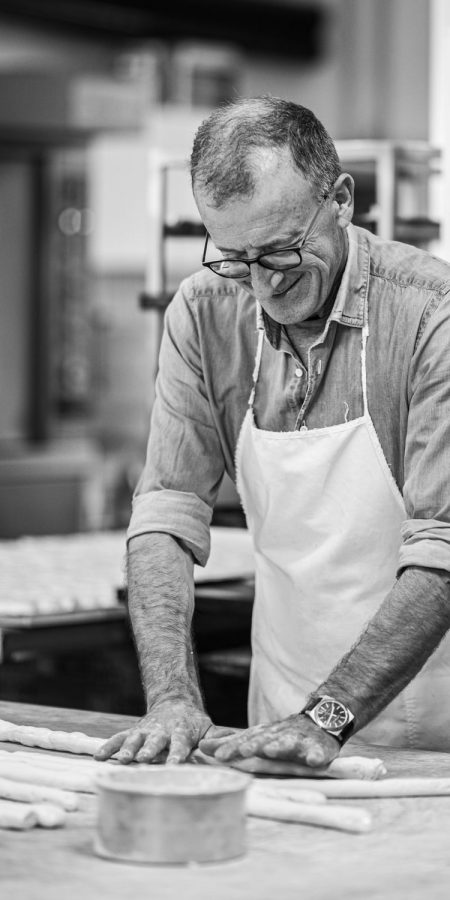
[31,803,66,828]
[270,776,450,798]
[7,750,101,772]
[0,774,78,809]
[193,749,386,780]
[0,757,95,793]
[0,719,103,756]
[0,749,103,773]
[250,781,328,805]
[246,792,372,833]
[0,798,37,830]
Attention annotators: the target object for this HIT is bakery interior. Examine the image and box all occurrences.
[0,0,448,725]
[4,0,450,900]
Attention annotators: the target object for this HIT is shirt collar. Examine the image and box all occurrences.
[329,224,369,328]
[257,223,370,345]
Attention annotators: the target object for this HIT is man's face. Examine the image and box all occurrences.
[195,147,353,326]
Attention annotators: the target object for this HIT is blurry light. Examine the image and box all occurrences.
[58,207,81,236]
[58,208,95,236]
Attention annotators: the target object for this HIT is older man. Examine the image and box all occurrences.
[98,97,450,769]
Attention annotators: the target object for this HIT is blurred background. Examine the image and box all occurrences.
[0,0,449,721]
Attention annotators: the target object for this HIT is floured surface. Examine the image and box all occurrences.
[3,702,450,900]
[4,790,450,900]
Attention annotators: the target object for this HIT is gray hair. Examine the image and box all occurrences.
[190,96,341,207]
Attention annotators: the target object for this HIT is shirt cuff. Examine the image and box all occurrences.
[398,518,450,574]
[127,489,212,566]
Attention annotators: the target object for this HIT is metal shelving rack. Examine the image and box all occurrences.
[335,140,441,246]
[139,153,203,317]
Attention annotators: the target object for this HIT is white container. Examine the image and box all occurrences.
[94,764,251,864]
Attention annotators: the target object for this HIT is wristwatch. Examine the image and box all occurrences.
[301,695,355,744]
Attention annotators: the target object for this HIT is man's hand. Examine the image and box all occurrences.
[199,714,340,769]
[95,700,212,764]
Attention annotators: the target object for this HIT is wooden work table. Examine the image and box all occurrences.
[2,701,450,900]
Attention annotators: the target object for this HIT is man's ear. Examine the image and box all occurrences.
[333,173,354,229]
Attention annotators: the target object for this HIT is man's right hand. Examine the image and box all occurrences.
[94,699,212,765]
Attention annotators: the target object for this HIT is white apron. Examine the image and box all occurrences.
[236,304,450,750]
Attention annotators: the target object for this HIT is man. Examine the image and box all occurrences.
[97,97,450,769]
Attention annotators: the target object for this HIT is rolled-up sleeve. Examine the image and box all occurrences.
[127,278,226,566]
[400,292,450,573]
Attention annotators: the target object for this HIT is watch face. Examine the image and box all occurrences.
[316,699,349,732]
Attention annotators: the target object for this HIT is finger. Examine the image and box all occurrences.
[262,732,304,758]
[265,733,335,767]
[166,731,194,765]
[199,728,241,755]
[262,741,325,766]
[117,731,147,763]
[213,725,279,761]
[304,749,328,766]
[135,731,170,763]
[198,738,228,755]
[213,734,259,761]
[94,731,129,761]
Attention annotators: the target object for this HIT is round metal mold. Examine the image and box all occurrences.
[94,763,251,865]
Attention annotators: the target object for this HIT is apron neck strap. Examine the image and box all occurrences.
[248,302,265,409]
[361,319,370,417]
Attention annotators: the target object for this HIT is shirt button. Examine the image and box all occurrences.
[295,368,303,378]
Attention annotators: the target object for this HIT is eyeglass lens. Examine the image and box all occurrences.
[207,248,302,278]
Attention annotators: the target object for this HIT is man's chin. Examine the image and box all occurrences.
[260,274,321,324]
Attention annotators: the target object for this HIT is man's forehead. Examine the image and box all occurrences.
[197,173,315,245]
[197,169,313,218]
[199,153,307,199]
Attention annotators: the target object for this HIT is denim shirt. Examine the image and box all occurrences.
[128,224,450,575]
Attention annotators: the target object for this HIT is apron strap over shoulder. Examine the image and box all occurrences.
[361,320,370,418]
[249,304,265,409]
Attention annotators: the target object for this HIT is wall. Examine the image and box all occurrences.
[333,0,429,140]
[242,0,430,141]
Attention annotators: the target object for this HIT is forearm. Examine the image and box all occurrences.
[127,532,204,712]
[316,566,450,732]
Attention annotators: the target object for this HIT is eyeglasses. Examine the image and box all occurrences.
[202,200,326,280]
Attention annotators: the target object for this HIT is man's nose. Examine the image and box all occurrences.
[249,264,284,299]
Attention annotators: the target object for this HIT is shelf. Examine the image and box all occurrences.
[335,140,441,244]
[163,221,205,238]
[138,291,174,311]
[394,217,440,243]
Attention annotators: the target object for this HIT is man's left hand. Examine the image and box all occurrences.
[199,714,340,768]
